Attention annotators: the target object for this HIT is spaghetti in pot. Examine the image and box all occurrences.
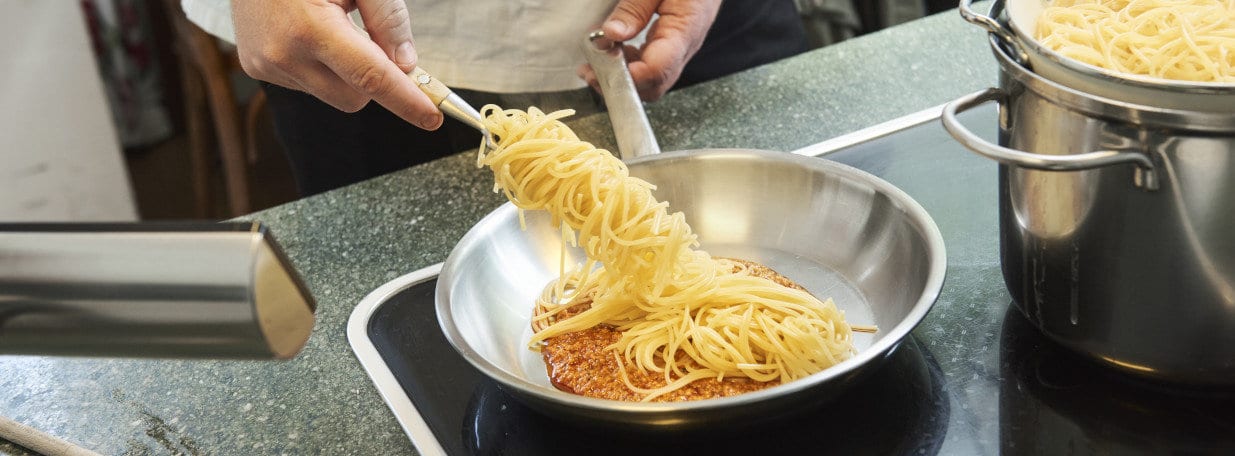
[1035,0,1235,82]
[476,106,858,401]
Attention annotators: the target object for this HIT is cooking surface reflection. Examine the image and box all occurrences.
[999,307,1235,455]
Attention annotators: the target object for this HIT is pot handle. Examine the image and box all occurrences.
[581,30,661,160]
[959,0,1030,66]
[942,88,1157,175]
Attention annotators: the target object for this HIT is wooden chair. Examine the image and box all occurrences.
[164,0,264,217]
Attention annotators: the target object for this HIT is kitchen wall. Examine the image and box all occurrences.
[0,1,138,222]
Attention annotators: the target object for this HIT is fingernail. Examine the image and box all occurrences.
[605,19,629,38]
[422,113,443,130]
[394,41,416,67]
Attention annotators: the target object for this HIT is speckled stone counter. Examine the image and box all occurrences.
[1,11,995,455]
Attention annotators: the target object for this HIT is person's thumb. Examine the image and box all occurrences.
[603,0,658,41]
[357,0,418,73]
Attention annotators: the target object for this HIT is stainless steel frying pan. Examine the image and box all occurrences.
[424,34,947,429]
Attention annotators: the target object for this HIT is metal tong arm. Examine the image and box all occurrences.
[408,67,491,145]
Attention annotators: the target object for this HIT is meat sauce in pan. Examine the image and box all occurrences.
[537,259,803,402]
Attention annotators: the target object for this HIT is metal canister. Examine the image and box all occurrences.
[0,222,315,359]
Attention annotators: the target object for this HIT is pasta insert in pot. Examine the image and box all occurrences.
[1035,0,1235,82]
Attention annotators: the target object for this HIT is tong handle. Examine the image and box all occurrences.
[408,67,488,136]
[410,66,450,105]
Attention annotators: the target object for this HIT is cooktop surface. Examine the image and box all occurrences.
[349,106,1235,455]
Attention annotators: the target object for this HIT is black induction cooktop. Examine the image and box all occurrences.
[348,105,1235,455]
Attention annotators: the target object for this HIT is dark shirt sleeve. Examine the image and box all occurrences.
[675,0,808,90]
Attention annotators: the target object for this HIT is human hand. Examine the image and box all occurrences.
[579,0,723,101]
[231,0,443,129]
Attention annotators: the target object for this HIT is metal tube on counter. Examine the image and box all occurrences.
[0,222,315,359]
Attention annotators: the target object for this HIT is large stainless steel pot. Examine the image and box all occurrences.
[959,0,1235,113]
[942,37,1235,384]
[429,35,947,428]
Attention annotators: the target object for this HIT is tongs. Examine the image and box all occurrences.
[407,31,658,159]
[406,66,496,151]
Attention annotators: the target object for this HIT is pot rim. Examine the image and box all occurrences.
[991,37,1235,133]
[1002,0,1235,95]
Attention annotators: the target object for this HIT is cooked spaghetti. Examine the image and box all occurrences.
[1035,0,1235,82]
[477,106,858,402]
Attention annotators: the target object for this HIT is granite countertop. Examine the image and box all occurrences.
[0,11,996,455]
